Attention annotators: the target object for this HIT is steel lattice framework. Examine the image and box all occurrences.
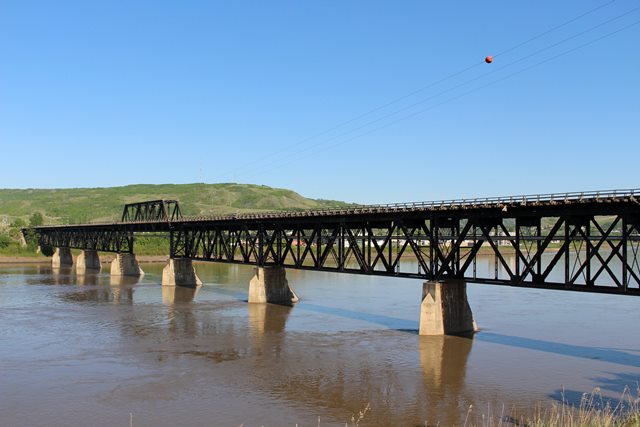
[37,225,135,253]
[30,190,640,295]
[121,200,182,223]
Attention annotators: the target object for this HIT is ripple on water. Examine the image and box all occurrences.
[0,262,639,427]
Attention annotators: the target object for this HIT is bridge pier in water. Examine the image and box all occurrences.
[110,253,144,277]
[419,279,475,336]
[162,259,202,287]
[76,250,101,274]
[52,247,73,268]
[248,266,299,305]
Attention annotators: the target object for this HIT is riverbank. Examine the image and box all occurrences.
[0,244,567,265]
[0,255,169,264]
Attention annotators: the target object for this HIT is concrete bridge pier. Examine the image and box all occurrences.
[110,253,144,277]
[248,266,299,305]
[76,250,101,274]
[419,279,476,336]
[52,247,73,268]
[162,258,202,287]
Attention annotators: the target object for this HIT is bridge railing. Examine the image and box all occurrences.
[353,188,640,209]
[180,188,640,222]
[28,188,640,228]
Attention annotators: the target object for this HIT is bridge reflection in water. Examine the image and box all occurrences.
[240,308,477,426]
[108,277,476,425]
[59,273,138,304]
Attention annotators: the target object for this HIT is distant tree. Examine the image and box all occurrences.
[29,212,44,227]
[21,229,39,252]
[0,233,10,249]
[11,218,27,228]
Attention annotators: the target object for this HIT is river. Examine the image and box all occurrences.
[1,255,639,426]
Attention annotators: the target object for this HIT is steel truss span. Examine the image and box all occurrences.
[37,226,135,254]
[171,200,640,296]
[32,190,640,295]
[121,199,182,223]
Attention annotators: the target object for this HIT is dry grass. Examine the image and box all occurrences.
[464,386,640,427]
[328,386,640,427]
[210,387,640,427]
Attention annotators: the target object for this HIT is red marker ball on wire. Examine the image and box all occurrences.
[485,55,493,64]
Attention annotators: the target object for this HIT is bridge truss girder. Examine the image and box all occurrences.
[121,200,182,223]
[37,227,135,254]
[170,211,640,295]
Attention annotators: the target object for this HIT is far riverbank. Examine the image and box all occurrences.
[0,255,169,264]
[0,244,566,264]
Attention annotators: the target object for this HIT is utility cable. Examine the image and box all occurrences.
[493,0,617,58]
[239,3,640,180]
[239,18,640,181]
[211,0,620,182]
[236,9,640,180]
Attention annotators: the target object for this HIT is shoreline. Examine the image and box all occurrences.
[0,255,170,264]
[0,247,565,265]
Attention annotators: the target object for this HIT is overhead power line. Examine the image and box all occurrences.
[211,0,621,183]
[239,4,640,180]
[238,17,640,182]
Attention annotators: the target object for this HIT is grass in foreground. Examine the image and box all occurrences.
[511,400,639,426]
[328,387,640,427]
[451,386,640,427]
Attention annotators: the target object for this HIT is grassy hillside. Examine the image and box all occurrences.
[0,183,351,225]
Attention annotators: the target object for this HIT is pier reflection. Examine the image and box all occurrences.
[108,275,138,304]
[247,303,292,359]
[163,285,200,338]
[60,274,138,304]
[52,280,480,425]
[247,303,291,336]
[75,272,100,286]
[238,313,476,425]
[162,285,199,305]
[419,335,475,426]
[50,266,73,285]
[110,275,141,287]
[94,275,139,305]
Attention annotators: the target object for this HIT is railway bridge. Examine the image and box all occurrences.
[27,189,640,335]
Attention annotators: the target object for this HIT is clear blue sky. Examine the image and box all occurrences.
[1,1,638,204]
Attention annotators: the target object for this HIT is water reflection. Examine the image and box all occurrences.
[162,285,199,305]
[59,274,138,304]
[247,303,291,336]
[75,272,100,286]
[160,285,199,340]
[35,264,49,275]
[110,276,138,304]
[419,336,474,426]
[247,303,292,359]
[51,266,73,285]
[62,287,113,304]
[110,275,141,287]
[110,285,134,304]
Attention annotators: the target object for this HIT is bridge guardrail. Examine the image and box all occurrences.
[178,188,639,222]
[30,188,640,228]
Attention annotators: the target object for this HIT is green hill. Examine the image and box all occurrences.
[0,183,351,225]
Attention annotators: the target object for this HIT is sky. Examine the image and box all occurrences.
[1,0,639,204]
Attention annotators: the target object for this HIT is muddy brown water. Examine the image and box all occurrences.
[1,256,639,426]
